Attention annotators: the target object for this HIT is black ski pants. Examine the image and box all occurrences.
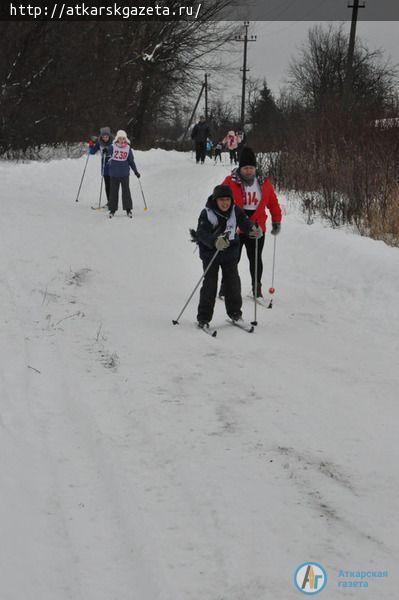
[239,234,265,296]
[219,235,265,297]
[197,257,242,323]
[195,141,207,164]
[229,149,238,164]
[109,176,133,213]
[104,175,111,202]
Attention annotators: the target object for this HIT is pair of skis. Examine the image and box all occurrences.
[246,294,273,309]
[109,212,132,219]
[91,205,133,219]
[198,318,254,338]
[220,293,271,309]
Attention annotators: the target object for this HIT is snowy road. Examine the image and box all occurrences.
[0,150,398,599]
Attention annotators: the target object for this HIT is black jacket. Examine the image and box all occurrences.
[196,195,253,263]
[191,121,210,143]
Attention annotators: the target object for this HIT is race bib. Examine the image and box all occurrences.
[243,180,262,210]
[112,145,130,161]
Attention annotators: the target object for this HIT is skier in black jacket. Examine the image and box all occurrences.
[191,116,210,164]
[195,185,263,326]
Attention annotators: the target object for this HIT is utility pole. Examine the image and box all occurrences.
[182,81,206,142]
[182,73,210,142]
[204,73,209,121]
[233,21,257,131]
[343,0,365,107]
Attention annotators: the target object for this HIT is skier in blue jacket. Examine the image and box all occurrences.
[108,130,141,218]
[89,126,113,205]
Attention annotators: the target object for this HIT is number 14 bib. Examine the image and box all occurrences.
[243,180,262,210]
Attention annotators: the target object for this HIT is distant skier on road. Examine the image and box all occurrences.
[191,116,210,164]
[206,138,213,160]
[214,141,223,164]
[193,184,263,328]
[89,126,113,205]
[220,147,282,298]
[223,130,239,165]
[108,130,140,219]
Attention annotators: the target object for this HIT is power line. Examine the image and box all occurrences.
[259,0,331,37]
[255,0,299,22]
[264,0,300,22]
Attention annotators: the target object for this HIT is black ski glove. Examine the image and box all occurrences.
[189,228,198,243]
[135,172,141,178]
[271,222,281,236]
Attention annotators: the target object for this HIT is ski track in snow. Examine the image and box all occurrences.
[0,150,398,599]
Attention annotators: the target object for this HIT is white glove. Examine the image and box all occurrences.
[249,225,263,239]
[215,235,230,251]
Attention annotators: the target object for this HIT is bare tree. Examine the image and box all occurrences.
[288,24,397,113]
[0,1,238,155]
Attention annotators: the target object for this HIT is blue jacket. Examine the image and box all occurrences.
[89,139,113,176]
[108,144,139,178]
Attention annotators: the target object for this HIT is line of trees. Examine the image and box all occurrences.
[0,2,236,156]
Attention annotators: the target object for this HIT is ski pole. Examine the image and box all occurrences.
[251,232,259,326]
[98,176,104,208]
[268,235,277,309]
[173,248,221,325]
[75,151,90,203]
[97,153,105,209]
[138,179,148,212]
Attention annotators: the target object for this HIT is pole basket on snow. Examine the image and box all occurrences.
[138,179,148,212]
[268,235,277,309]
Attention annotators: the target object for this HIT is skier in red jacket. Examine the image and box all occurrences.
[220,147,282,298]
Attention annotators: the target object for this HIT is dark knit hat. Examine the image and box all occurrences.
[239,146,257,168]
[212,185,233,201]
[100,126,111,137]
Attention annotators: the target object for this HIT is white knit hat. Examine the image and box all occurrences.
[115,129,130,144]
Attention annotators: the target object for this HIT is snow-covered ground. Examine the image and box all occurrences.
[0,150,398,599]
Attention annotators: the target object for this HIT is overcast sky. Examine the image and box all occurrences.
[253,21,398,92]
[210,20,399,112]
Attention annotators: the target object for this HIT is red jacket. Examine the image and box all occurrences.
[222,170,282,232]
